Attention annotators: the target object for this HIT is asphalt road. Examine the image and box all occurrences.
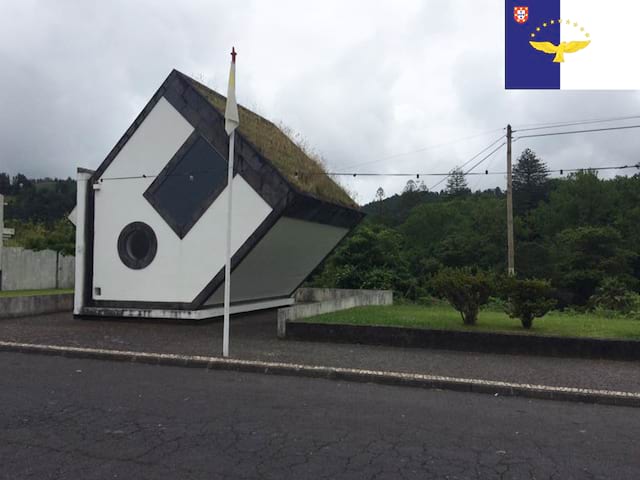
[1,352,639,480]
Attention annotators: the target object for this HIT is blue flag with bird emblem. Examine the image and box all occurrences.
[505,0,639,89]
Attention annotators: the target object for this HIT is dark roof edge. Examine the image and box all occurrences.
[172,69,280,135]
[171,70,297,205]
[283,190,365,229]
[173,69,360,211]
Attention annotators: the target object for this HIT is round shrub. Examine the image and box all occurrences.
[430,268,493,325]
[503,278,556,329]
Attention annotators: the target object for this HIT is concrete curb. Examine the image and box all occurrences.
[1,340,639,408]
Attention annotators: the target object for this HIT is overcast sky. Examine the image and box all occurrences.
[1,0,639,204]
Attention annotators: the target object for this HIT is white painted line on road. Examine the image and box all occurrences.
[1,340,639,405]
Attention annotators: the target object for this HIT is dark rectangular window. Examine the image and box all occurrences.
[144,134,229,238]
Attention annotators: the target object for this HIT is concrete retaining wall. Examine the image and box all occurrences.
[0,294,73,319]
[0,247,74,291]
[277,288,393,337]
[284,322,640,361]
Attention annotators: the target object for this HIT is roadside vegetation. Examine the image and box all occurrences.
[308,149,640,335]
[0,173,76,254]
[307,302,640,340]
[0,288,73,298]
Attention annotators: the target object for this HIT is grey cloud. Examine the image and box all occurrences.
[0,0,637,204]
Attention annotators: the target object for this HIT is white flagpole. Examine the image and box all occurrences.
[223,47,239,358]
[223,129,234,357]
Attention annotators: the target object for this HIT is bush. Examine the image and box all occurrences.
[309,223,417,299]
[416,295,448,307]
[430,268,493,325]
[502,278,556,329]
[484,296,507,311]
[589,277,640,317]
[6,218,75,255]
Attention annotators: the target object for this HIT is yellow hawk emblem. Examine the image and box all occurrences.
[529,41,591,62]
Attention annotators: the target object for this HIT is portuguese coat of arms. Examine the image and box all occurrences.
[514,6,529,24]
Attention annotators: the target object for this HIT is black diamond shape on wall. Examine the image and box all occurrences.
[144,133,229,239]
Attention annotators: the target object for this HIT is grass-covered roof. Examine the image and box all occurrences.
[180,73,357,208]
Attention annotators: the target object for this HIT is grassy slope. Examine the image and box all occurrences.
[307,304,640,340]
[0,288,73,298]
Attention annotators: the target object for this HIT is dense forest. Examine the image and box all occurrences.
[0,172,76,255]
[2,149,640,310]
[311,150,640,309]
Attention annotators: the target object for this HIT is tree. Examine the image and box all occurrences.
[11,173,33,193]
[374,187,386,217]
[502,278,556,329]
[512,148,550,213]
[6,177,76,224]
[589,277,640,316]
[445,168,469,196]
[0,172,10,195]
[5,218,75,255]
[329,170,640,309]
[310,223,417,298]
[431,268,493,325]
[402,197,506,271]
[552,226,636,305]
[403,179,418,193]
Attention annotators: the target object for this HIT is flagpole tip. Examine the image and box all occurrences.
[231,47,237,63]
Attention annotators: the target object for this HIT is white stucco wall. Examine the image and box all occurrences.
[92,97,272,303]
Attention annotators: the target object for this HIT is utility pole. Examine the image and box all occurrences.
[506,125,515,276]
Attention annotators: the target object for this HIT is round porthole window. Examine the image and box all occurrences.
[117,222,157,269]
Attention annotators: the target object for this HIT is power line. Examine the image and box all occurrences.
[90,163,640,184]
[551,164,640,174]
[97,135,508,184]
[342,119,640,172]
[516,124,640,139]
[325,171,501,177]
[514,116,640,133]
[463,143,506,175]
[320,164,639,177]
[424,140,506,194]
[513,114,640,132]
[341,127,505,170]
[427,136,506,191]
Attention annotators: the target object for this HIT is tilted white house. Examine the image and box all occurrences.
[74,70,363,320]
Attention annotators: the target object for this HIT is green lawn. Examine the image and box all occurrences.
[307,304,640,340]
[0,288,73,298]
